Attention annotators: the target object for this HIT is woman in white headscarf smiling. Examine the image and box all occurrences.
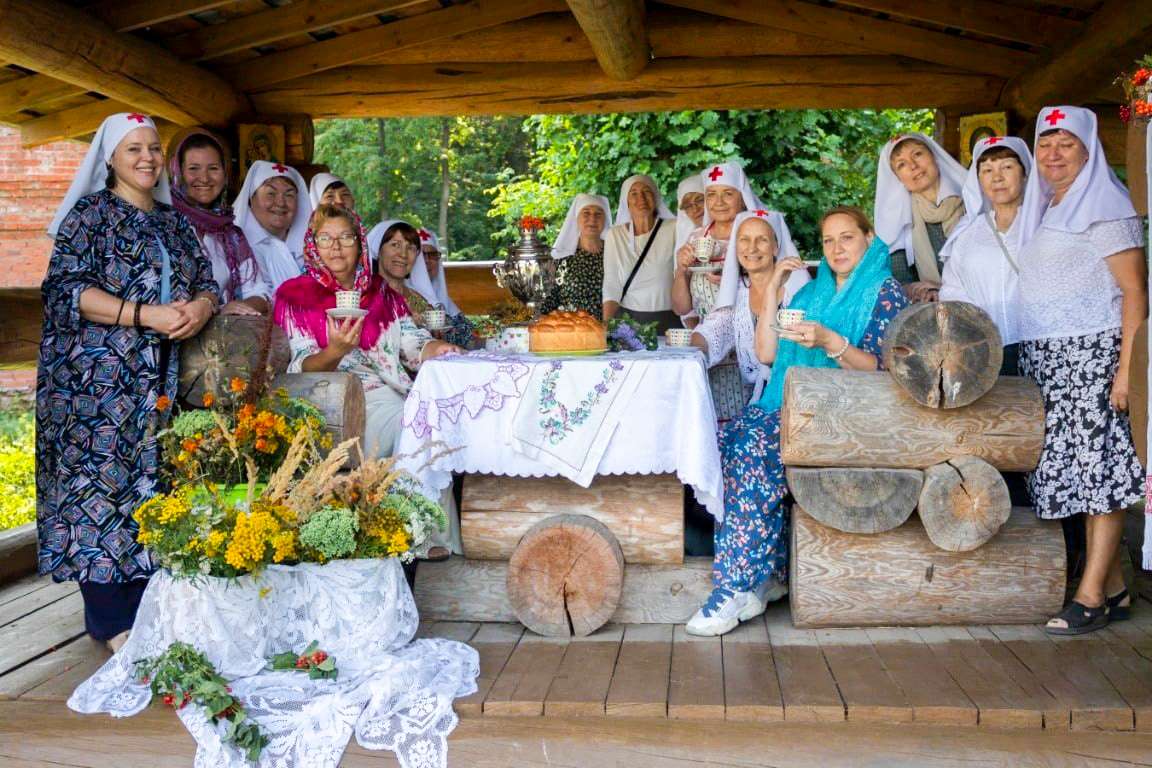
[601,174,678,332]
[234,160,311,293]
[541,193,612,319]
[674,174,706,253]
[874,133,967,302]
[308,172,355,211]
[1014,106,1147,636]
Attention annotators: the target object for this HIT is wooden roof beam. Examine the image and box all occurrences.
[659,0,1034,76]
[226,0,567,92]
[88,1,235,33]
[566,0,650,80]
[828,0,1080,48]
[0,73,86,115]
[0,0,249,126]
[1001,0,1152,116]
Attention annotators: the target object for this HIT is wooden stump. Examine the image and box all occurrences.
[780,368,1043,472]
[785,467,922,534]
[178,314,290,407]
[882,302,1002,409]
[918,457,1011,552]
[271,372,365,466]
[506,514,624,637]
[790,506,1065,628]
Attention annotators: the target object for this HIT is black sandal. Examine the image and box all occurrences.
[1045,601,1108,636]
[1106,589,1131,622]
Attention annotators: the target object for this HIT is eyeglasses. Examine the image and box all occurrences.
[315,233,358,248]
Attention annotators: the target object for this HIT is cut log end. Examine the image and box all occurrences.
[178,314,290,406]
[506,514,624,637]
[785,467,922,534]
[918,456,1011,552]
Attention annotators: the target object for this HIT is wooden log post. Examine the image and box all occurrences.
[780,368,1044,471]
[506,514,624,637]
[282,114,314,166]
[882,302,1003,409]
[785,467,922,534]
[918,457,1011,552]
[178,314,290,407]
[270,372,366,466]
[790,506,1065,628]
[565,0,650,81]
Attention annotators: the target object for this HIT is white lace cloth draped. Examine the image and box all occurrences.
[67,559,479,768]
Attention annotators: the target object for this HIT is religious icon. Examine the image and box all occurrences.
[236,124,286,176]
[958,112,1008,166]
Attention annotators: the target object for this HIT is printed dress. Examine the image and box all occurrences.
[36,190,217,583]
[540,246,605,320]
[712,278,908,591]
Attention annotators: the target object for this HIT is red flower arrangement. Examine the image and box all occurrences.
[519,215,544,231]
[1116,57,1152,124]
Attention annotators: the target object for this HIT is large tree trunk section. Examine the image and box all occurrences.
[785,467,922,534]
[790,506,1065,628]
[178,314,290,407]
[918,457,1011,552]
[506,514,624,637]
[882,302,1002,409]
[780,368,1043,472]
[461,474,683,564]
[271,372,365,467]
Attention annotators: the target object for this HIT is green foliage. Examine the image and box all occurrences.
[0,409,34,531]
[298,505,358,561]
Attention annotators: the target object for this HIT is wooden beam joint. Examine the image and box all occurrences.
[566,0,650,80]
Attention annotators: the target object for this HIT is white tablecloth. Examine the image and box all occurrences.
[395,347,724,518]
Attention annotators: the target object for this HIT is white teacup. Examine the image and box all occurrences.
[693,236,716,263]
[424,308,447,329]
[776,308,806,328]
[666,328,693,347]
[335,290,361,310]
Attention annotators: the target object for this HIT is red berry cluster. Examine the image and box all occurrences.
[162,691,192,709]
[294,649,328,669]
[1133,68,1151,87]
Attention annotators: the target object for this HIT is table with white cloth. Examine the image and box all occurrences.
[394,347,724,520]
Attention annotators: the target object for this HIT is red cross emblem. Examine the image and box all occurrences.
[707,166,723,182]
[753,209,769,217]
[984,137,1004,145]
[126,113,147,123]
[272,163,288,173]
[418,229,431,241]
[1043,109,1067,126]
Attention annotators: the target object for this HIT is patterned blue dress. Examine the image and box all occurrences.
[36,190,217,584]
[712,278,909,591]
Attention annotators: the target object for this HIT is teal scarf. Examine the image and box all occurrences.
[756,237,893,411]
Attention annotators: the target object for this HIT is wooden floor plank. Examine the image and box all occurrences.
[424,621,480,643]
[1072,632,1152,731]
[0,581,77,627]
[605,624,672,718]
[817,628,912,724]
[19,637,111,702]
[767,614,844,723]
[544,634,621,717]
[0,575,57,608]
[916,626,1044,729]
[455,623,522,718]
[667,625,724,720]
[0,590,85,676]
[1046,631,1135,731]
[722,617,784,723]
[483,633,568,717]
[967,626,1068,728]
[1107,619,1152,662]
[0,636,104,702]
[866,627,976,726]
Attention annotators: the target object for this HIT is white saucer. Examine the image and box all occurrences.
[327,307,369,319]
[687,264,723,273]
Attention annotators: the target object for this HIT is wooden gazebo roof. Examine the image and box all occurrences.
[0,0,1149,147]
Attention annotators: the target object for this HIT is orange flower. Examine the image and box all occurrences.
[181,438,199,453]
[230,378,247,394]
[155,395,171,412]
[202,392,216,407]
[238,403,256,420]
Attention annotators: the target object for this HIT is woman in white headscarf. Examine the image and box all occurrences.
[874,133,967,302]
[38,113,218,653]
[1013,106,1147,636]
[689,210,810,417]
[601,174,678,332]
[540,193,612,319]
[234,160,312,293]
[308,172,355,211]
[405,226,474,347]
[939,136,1032,375]
[674,174,706,252]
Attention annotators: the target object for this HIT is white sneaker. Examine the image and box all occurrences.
[686,587,765,637]
[754,577,788,605]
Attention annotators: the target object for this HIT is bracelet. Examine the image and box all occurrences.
[133,302,143,330]
[115,297,128,326]
[827,334,850,360]
[195,295,218,313]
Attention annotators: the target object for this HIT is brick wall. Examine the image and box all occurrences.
[0,125,86,290]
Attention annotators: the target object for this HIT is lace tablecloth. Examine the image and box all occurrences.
[68,559,478,768]
[395,347,724,518]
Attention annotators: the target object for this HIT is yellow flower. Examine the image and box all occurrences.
[203,530,227,558]
[184,537,201,554]
[271,531,297,563]
[224,506,282,572]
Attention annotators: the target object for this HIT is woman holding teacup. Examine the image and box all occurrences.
[407,227,475,347]
[686,206,909,637]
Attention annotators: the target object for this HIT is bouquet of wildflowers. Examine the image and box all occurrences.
[607,317,659,352]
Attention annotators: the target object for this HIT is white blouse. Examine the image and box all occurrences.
[199,232,272,304]
[1017,217,1144,342]
[939,213,1022,345]
[248,229,305,294]
[602,220,676,312]
[285,313,432,397]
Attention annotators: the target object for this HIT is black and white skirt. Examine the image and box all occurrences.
[1019,330,1144,520]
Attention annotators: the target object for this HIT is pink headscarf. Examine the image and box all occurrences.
[274,209,408,350]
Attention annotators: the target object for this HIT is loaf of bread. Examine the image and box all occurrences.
[529,310,606,352]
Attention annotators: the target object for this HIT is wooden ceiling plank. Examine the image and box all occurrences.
[1002,0,1152,115]
[658,0,1033,76]
[0,0,249,126]
[89,1,235,32]
[165,0,426,61]
[0,74,84,114]
[17,98,135,145]
[565,0,650,80]
[829,0,1080,48]
[228,0,568,91]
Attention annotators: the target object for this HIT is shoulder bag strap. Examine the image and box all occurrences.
[619,218,664,305]
[985,212,1019,274]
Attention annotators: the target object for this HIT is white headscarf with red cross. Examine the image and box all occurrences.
[406,226,461,315]
[1016,105,1137,247]
[48,112,173,237]
[938,135,1033,262]
[233,159,311,254]
[716,208,806,309]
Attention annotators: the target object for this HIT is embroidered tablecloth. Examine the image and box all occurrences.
[395,347,724,518]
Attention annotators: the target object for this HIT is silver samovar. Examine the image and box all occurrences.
[492,218,562,318]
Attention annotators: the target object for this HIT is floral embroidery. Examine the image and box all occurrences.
[403,360,530,439]
[537,359,625,445]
